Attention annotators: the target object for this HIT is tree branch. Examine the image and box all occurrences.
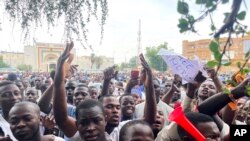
[214,0,243,38]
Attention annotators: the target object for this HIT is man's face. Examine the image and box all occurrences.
[24,88,38,103]
[121,95,135,117]
[124,123,154,141]
[22,80,30,88]
[164,81,172,89]
[76,106,106,141]
[0,84,22,112]
[152,107,165,132]
[90,88,99,100]
[102,97,121,126]
[153,79,161,103]
[65,82,76,104]
[34,77,42,89]
[73,87,90,106]
[196,122,221,141]
[239,101,250,123]
[65,82,76,96]
[108,82,115,94]
[15,82,24,93]
[8,105,40,140]
[131,93,141,105]
[197,81,217,102]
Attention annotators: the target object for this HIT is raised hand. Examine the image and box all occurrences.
[103,65,118,81]
[139,54,152,86]
[41,114,56,129]
[56,41,74,79]
[206,68,216,79]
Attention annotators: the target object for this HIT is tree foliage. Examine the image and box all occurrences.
[145,42,169,72]
[177,0,249,75]
[2,0,108,48]
[0,56,9,68]
[118,56,137,70]
[17,64,32,71]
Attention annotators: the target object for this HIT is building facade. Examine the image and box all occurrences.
[0,42,114,72]
[182,34,250,72]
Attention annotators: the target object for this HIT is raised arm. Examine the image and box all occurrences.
[161,80,179,105]
[100,66,117,96]
[140,54,157,125]
[207,68,223,92]
[198,78,250,115]
[38,84,53,114]
[53,41,77,137]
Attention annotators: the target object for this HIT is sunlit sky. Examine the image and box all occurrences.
[0,0,249,63]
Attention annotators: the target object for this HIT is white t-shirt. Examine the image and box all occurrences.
[0,115,17,141]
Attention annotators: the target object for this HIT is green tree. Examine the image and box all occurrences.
[176,0,249,74]
[128,56,137,69]
[17,64,32,71]
[90,53,95,70]
[95,56,103,69]
[0,56,9,68]
[118,62,130,70]
[145,42,169,72]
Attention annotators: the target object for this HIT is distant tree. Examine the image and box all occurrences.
[17,64,32,71]
[95,56,103,69]
[119,62,130,70]
[145,42,169,72]
[0,56,9,68]
[90,53,95,70]
[128,56,137,69]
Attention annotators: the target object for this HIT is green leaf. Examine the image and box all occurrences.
[237,11,246,21]
[222,0,229,4]
[177,1,189,15]
[178,18,189,33]
[243,68,250,73]
[222,61,231,66]
[205,0,213,8]
[245,51,250,58]
[196,0,206,4]
[246,86,250,96]
[214,51,222,62]
[209,4,217,12]
[209,41,219,53]
[237,62,241,68]
[223,88,231,94]
[211,24,216,31]
[226,80,237,87]
[207,60,218,68]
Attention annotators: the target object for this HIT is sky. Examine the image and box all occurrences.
[0,0,249,64]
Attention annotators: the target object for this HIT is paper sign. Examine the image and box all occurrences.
[158,49,207,83]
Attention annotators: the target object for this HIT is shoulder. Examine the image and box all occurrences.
[135,102,145,108]
[158,100,173,110]
[109,120,131,141]
[43,135,66,141]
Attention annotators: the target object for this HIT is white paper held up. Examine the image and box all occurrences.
[158,48,206,83]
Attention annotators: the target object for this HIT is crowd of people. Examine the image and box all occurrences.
[1,41,250,141]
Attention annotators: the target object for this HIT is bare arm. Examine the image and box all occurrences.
[100,66,117,96]
[140,54,157,125]
[161,81,179,105]
[38,84,53,114]
[53,41,77,137]
[207,68,223,92]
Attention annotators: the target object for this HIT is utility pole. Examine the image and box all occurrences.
[136,19,142,67]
